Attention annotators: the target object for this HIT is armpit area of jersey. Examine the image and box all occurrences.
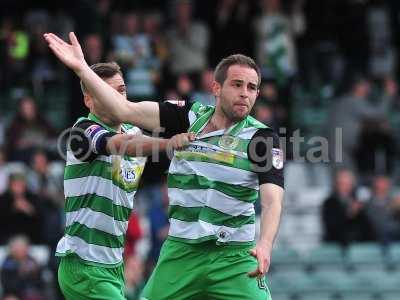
[158,100,193,137]
[247,128,284,188]
[69,121,116,162]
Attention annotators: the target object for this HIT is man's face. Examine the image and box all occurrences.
[85,73,127,123]
[214,65,259,122]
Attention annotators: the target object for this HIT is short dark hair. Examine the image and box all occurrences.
[214,54,261,87]
[80,62,123,94]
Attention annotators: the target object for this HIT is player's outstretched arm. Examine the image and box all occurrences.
[107,133,195,157]
[43,32,160,131]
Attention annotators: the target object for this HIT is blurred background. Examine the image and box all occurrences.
[1,0,400,299]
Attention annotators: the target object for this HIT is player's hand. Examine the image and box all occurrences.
[43,32,88,74]
[248,243,272,279]
[169,133,195,150]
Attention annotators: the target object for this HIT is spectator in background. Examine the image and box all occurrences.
[0,174,42,244]
[1,235,44,300]
[147,182,169,266]
[26,150,63,249]
[191,69,215,106]
[112,12,161,99]
[208,0,255,67]
[253,101,275,129]
[327,76,394,171]
[27,150,63,207]
[365,175,400,243]
[322,169,374,245]
[0,18,29,89]
[0,111,5,146]
[254,80,287,130]
[367,0,395,79]
[6,96,56,163]
[175,73,194,99]
[255,0,303,86]
[124,212,143,258]
[167,0,209,77]
[82,33,105,66]
[0,148,9,195]
[25,10,57,92]
[124,255,145,300]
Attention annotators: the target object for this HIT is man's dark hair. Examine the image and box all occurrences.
[80,62,123,94]
[214,54,261,87]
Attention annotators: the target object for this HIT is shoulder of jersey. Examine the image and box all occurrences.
[246,115,269,129]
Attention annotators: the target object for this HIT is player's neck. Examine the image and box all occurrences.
[90,111,121,132]
[211,106,234,130]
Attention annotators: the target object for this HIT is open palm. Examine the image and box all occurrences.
[43,32,87,73]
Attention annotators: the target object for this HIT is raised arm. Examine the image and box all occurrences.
[44,32,160,131]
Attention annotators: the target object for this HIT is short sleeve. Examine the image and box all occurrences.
[69,120,116,162]
[247,128,284,188]
[158,101,194,138]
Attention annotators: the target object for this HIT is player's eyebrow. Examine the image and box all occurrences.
[231,79,258,88]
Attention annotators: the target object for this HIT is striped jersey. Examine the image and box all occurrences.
[56,113,146,267]
[159,101,284,245]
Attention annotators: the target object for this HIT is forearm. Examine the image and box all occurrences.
[107,134,169,157]
[77,64,132,123]
[258,184,284,249]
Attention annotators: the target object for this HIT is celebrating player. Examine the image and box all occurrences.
[45,32,284,300]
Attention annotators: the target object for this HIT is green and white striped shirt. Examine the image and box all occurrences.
[56,113,146,267]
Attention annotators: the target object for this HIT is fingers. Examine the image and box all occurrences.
[248,248,269,279]
[69,32,82,50]
[249,249,257,257]
[248,268,261,278]
[170,133,195,150]
[44,33,68,48]
[48,43,66,61]
[189,132,196,141]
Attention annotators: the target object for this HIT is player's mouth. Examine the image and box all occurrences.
[234,103,249,111]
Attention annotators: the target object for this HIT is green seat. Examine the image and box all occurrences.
[305,244,345,270]
[352,270,399,293]
[380,292,400,300]
[271,270,323,294]
[270,247,302,271]
[339,292,376,300]
[270,293,293,300]
[297,293,333,300]
[387,242,400,265]
[312,270,361,293]
[346,243,385,270]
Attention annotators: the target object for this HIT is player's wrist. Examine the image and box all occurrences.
[75,61,91,77]
[257,239,273,251]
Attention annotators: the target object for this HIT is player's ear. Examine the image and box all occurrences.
[212,80,221,97]
[83,94,93,110]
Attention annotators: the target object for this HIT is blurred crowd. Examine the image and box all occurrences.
[2,0,400,299]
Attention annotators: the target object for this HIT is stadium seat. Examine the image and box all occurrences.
[380,292,400,300]
[270,246,302,271]
[311,269,362,293]
[304,244,345,271]
[339,292,376,300]
[345,243,386,271]
[387,242,400,267]
[271,270,326,295]
[271,293,293,300]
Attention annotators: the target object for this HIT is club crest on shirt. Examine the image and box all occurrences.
[120,168,136,183]
[218,135,239,150]
[271,148,283,169]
